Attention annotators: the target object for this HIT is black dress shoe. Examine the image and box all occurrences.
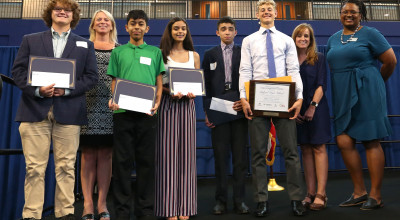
[254,201,269,217]
[59,214,75,220]
[360,197,384,210]
[138,215,157,220]
[213,200,227,215]
[234,202,250,214]
[339,194,368,207]
[291,200,307,216]
[81,213,94,220]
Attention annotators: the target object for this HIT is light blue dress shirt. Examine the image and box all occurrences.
[35,28,71,97]
[239,26,303,100]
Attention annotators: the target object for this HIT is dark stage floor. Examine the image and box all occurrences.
[42,170,400,220]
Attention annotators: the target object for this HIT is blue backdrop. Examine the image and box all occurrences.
[1,45,400,220]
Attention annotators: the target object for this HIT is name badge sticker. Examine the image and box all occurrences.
[210,62,217,70]
[349,38,358,42]
[140,56,152,65]
[76,41,88,48]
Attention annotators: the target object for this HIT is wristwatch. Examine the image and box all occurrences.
[310,101,318,107]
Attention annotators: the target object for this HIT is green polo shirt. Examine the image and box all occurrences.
[107,42,165,113]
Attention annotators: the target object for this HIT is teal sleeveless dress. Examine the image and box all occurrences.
[326,26,392,141]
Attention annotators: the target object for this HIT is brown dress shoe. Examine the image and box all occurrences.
[310,194,328,211]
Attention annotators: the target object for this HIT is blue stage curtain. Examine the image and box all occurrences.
[0,47,56,220]
[1,46,400,219]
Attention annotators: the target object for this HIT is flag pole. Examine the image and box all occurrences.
[266,120,284,191]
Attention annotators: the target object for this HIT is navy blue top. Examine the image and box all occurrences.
[297,52,331,145]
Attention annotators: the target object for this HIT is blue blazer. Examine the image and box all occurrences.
[12,30,98,125]
[202,45,241,111]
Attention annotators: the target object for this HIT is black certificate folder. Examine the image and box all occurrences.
[169,67,206,96]
[28,56,76,89]
[112,78,156,114]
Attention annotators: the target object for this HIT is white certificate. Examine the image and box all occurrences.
[210,97,237,115]
[254,83,290,112]
[118,94,153,114]
[31,71,70,88]
[173,82,203,96]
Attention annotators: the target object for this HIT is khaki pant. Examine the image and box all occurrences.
[20,109,80,219]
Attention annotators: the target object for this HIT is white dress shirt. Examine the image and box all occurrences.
[239,26,303,100]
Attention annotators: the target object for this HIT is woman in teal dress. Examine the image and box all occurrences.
[326,0,396,210]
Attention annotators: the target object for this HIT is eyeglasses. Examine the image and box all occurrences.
[53,7,73,13]
[340,10,360,15]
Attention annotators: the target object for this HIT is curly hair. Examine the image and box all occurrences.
[292,23,318,66]
[257,0,276,10]
[42,0,81,29]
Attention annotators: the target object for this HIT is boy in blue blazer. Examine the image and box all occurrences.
[12,0,98,219]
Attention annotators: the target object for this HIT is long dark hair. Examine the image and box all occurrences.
[341,0,368,21]
[159,17,195,64]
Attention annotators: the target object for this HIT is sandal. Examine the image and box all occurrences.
[98,212,110,220]
[310,194,328,211]
[302,193,315,209]
[81,213,95,220]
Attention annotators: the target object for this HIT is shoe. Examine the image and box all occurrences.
[59,214,75,220]
[81,213,94,220]
[98,212,110,220]
[233,202,250,214]
[213,200,226,215]
[138,215,157,220]
[360,197,384,210]
[309,194,328,211]
[22,218,41,220]
[254,201,269,217]
[302,193,315,209]
[339,193,368,207]
[291,200,307,216]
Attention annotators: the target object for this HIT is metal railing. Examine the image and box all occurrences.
[0,0,399,21]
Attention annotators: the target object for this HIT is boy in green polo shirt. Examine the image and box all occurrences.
[107,9,164,220]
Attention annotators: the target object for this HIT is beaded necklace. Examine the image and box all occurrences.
[341,23,361,44]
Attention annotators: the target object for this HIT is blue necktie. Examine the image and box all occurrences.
[266,29,276,78]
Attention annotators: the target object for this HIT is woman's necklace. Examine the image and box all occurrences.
[341,23,361,44]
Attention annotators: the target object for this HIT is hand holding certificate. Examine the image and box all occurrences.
[249,80,296,118]
[204,91,244,126]
[169,67,205,96]
[111,78,157,115]
[28,56,76,89]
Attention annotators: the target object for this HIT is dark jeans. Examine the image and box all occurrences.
[112,111,157,219]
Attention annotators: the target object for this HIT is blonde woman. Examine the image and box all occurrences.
[292,23,331,211]
[80,9,118,220]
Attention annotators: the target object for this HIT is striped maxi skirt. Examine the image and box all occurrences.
[155,94,197,217]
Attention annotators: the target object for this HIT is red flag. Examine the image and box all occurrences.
[266,121,276,166]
